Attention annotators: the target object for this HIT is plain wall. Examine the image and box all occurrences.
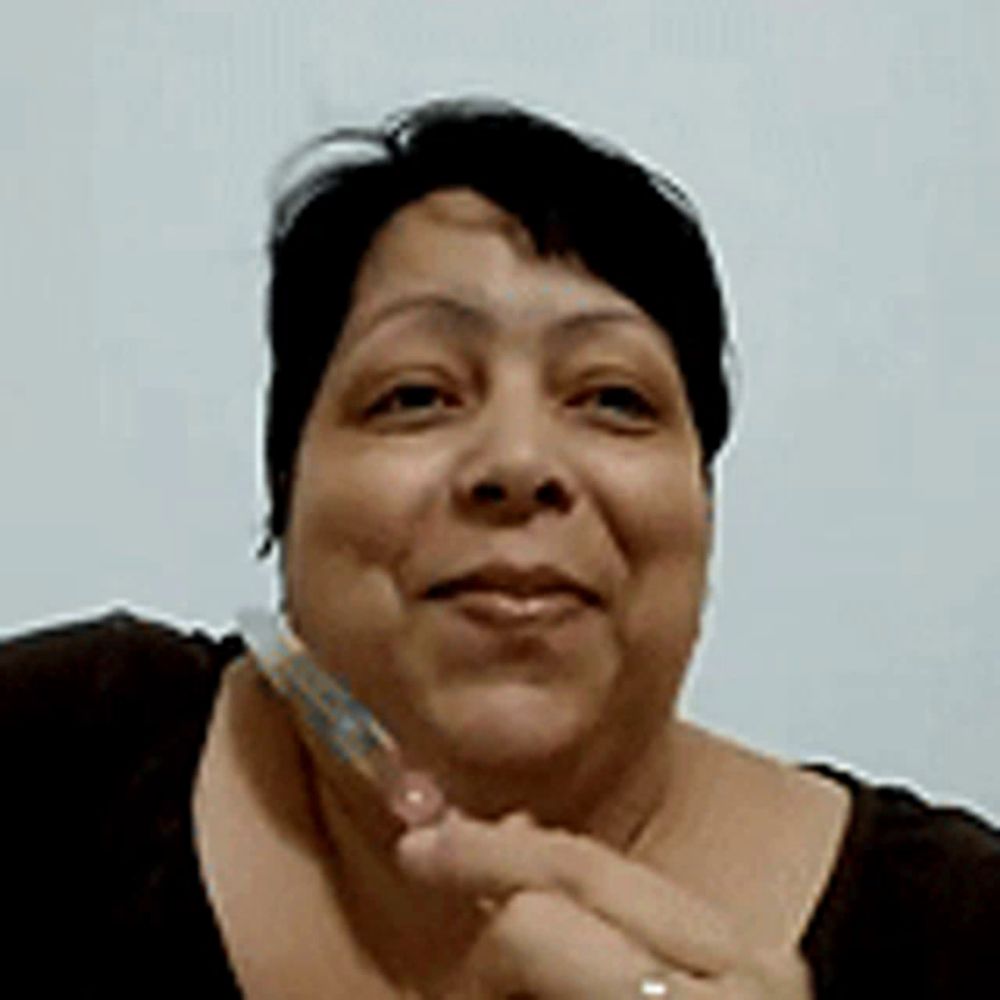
[2,2,997,821]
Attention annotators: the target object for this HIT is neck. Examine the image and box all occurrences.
[304,713,680,991]
[310,703,679,857]
[565,719,676,854]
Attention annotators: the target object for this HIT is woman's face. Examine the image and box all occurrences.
[283,188,711,780]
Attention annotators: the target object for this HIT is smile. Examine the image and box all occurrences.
[423,561,600,628]
[434,587,589,627]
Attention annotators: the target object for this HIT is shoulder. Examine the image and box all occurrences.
[0,607,243,825]
[810,763,1000,887]
[0,608,242,730]
[0,605,243,800]
[0,610,244,992]
[803,763,1000,996]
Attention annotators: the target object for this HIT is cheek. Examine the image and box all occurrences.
[283,487,411,715]
[289,444,435,566]
[594,448,710,571]
[602,458,711,665]
[282,442,449,656]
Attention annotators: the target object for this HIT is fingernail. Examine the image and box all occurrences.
[396,824,443,878]
[388,770,448,829]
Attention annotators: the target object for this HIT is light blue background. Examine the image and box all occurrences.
[2,3,997,821]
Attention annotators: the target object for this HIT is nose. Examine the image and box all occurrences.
[452,406,575,524]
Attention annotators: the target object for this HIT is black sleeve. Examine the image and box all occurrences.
[804,770,1000,998]
[1,612,146,957]
[0,611,241,997]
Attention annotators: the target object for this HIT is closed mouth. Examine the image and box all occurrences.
[425,564,600,606]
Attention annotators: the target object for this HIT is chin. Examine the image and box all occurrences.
[425,681,600,770]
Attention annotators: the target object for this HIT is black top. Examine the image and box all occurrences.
[1,611,997,997]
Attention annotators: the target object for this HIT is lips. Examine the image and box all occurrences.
[424,563,599,605]
[424,563,600,627]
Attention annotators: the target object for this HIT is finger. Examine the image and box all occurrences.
[468,888,716,1000]
[396,810,741,977]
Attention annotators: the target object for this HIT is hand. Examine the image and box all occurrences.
[396,810,812,999]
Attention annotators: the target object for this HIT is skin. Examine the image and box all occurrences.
[197,188,836,997]
[283,188,711,833]
[395,810,815,998]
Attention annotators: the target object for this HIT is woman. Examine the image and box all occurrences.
[3,99,997,998]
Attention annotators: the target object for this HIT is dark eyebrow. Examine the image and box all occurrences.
[552,307,656,336]
[352,294,488,340]
[345,293,660,360]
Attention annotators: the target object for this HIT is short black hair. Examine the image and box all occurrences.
[260,97,733,556]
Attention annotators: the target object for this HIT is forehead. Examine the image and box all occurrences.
[359,187,545,279]
[341,188,659,348]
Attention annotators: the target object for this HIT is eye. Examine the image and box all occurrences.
[364,380,462,426]
[568,383,660,429]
